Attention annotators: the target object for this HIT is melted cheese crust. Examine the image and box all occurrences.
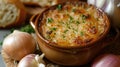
[40,2,107,47]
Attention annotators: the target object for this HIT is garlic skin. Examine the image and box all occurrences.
[18,54,46,67]
[38,63,45,67]
[2,30,36,61]
[36,54,46,67]
[35,54,45,64]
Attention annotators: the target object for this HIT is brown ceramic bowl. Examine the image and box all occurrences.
[30,1,112,66]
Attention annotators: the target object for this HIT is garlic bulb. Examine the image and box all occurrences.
[18,54,46,67]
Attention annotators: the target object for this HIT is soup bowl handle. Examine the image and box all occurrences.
[30,14,40,30]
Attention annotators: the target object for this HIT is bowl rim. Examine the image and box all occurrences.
[34,1,110,49]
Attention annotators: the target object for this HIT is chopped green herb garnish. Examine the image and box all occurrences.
[57,4,62,10]
[83,21,85,23]
[81,15,87,23]
[82,14,87,20]
[66,22,71,29]
[47,18,53,23]
[72,28,78,33]
[62,35,66,38]
[20,24,35,34]
[69,20,74,23]
[69,16,73,20]
[80,31,84,36]
[72,8,76,12]
[69,16,74,23]
[76,21,80,25]
[50,28,57,31]
[64,30,68,33]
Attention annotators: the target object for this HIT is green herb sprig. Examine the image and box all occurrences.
[50,27,57,31]
[20,24,35,34]
[0,41,3,45]
[47,18,53,23]
[57,4,62,10]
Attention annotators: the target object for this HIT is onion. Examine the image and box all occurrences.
[2,30,36,61]
[87,0,120,28]
[92,54,120,67]
[18,54,45,67]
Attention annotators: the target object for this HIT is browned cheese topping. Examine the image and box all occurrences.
[40,2,107,47]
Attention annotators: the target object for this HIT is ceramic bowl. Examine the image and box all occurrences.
[30,1,113,66]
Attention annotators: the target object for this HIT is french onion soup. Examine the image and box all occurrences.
[38,2,110,47]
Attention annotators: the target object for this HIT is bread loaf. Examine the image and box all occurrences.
[20,0,79,7]
[0,0,27,28]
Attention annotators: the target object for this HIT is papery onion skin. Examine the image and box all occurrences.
[92,54,120,67]
[87,0,120,28]
[18,54,38,67]
[2,30,36,61]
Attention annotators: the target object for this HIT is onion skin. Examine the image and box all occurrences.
[2,30,36,61]
[92,54,120,67]
[87,0,120,28]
